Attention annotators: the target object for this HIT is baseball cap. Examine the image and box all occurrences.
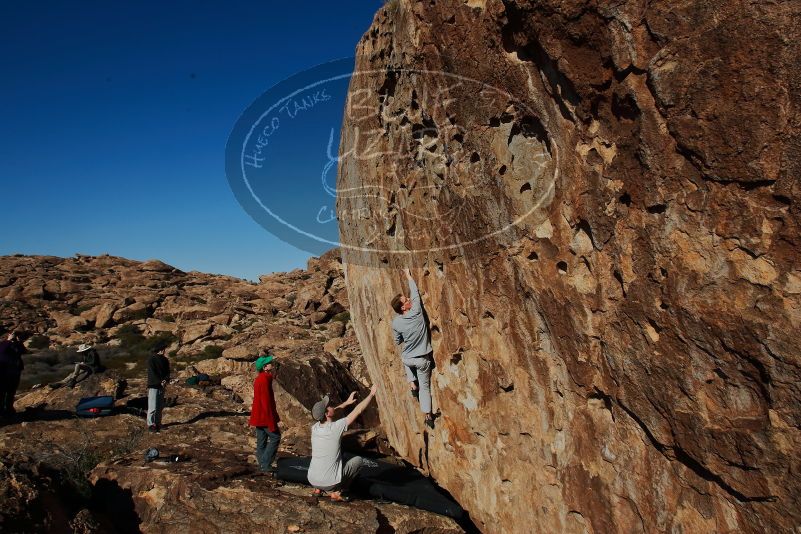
[254,355,274,371]
[311,395,330,421]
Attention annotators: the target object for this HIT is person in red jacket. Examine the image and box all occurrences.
[248,354,281,473]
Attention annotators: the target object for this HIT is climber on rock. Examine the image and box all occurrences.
[391,268,435,429]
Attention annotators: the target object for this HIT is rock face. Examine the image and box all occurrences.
[338,1,801,533]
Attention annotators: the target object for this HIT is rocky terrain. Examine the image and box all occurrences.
[338,1,801,533]
[0,252,463,532]
[0,250,369,388]
[1,371,460,533]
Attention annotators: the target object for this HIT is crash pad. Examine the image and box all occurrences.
[76,395,115,417]
[276,455,464,519]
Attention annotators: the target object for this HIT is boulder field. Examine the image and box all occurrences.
[0,251,462,532]
[0,250,370,388]
[338,1,801,533]
[1,370,460,533]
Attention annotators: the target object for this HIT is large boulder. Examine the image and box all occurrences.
[175,305,217,321]
[112,302,149,323]
[179,322,213,344]
[48,311,88,332]
[143,318,178,336]
[21,281,45,300]
[93,303,118,329]
[339,1,801,533]
[293,284,325,314]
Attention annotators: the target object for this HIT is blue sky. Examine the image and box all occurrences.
[0,1,383,280]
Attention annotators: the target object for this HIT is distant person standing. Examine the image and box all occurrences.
[146,340,171,432]
[50,343,105,389]
[248,354,281,473]
[391,268,435,428]
[307,385,377,501]
[0,331,27,417]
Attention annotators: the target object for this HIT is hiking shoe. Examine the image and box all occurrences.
[425,416,435,429]
[148,425,158,433]
[329,492,351,502]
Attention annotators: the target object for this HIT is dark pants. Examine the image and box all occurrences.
[255,427,281,471]
[0,364,21,416]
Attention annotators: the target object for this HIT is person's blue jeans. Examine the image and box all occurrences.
[255,427,281,472]
[147,387,164,428]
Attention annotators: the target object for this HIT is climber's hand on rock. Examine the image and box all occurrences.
[347,391,357,405]
[370,384,378,396]
[409,381,418,391]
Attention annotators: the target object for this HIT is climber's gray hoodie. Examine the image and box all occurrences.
[391,278,432,379]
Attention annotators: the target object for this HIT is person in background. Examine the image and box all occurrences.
[0,331,27,418]
[50,343,105,389]
[248,353,281,473]
[307,385,378,502]
[146,340,171,432]
[391,267,435,428]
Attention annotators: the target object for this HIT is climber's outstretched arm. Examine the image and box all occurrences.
[404,268,421,312]
[345,384,378,427]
